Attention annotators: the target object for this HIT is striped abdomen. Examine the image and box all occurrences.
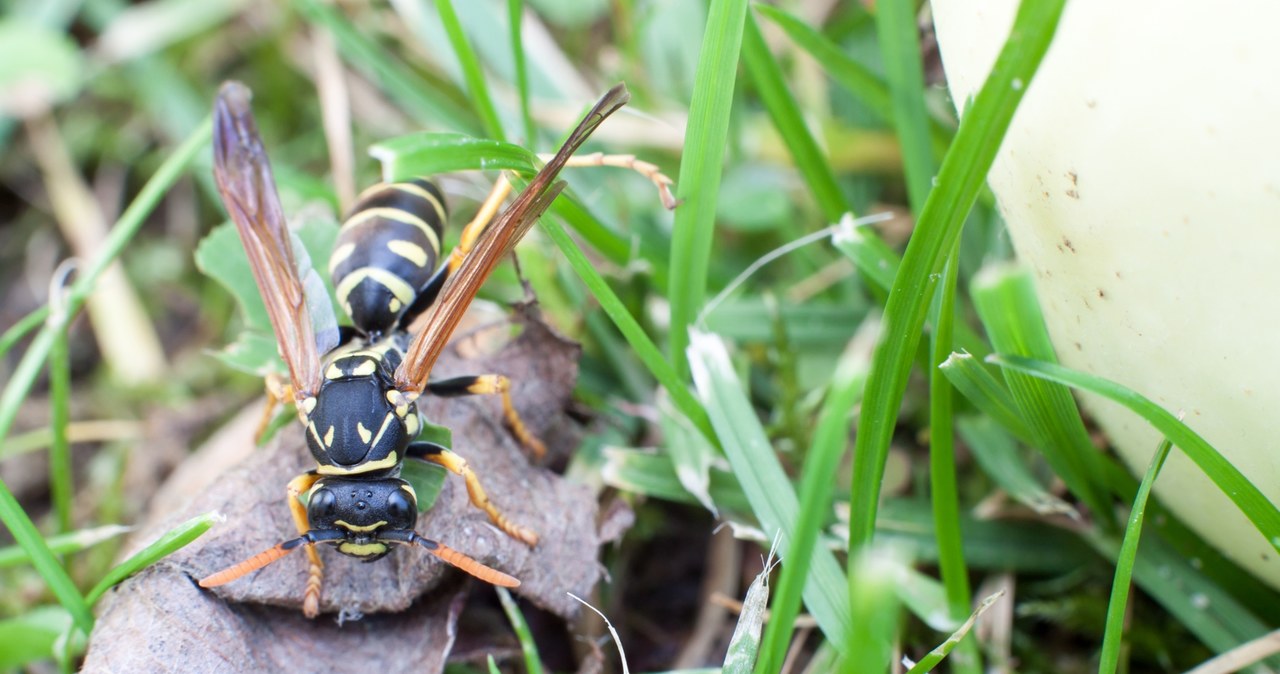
[329,179,446,337]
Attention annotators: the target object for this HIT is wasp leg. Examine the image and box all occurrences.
[427,375,546,460]
[406,441,539,546]
[254,374,295,445]
[286,470,325,618]
[541,152,677,209]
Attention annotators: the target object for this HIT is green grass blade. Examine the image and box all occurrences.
[85,511,217,605]
[989,354,1280,555]
[846,550,901,672]
[741,10,847,222]
[1099,438,1172,674]
[599,447,751,515]
[0,117,210,634]
[970,265,1114,527]
[539,214,713,442]
[755,4,952,156]
[906,591,1004,674]
[927,253,980,673]
[435,0,505,141]
[0,306,48,360]
[507,0,535,143]
[659,395,718,513]
[938,352,1032,443]
[757,324,872,673]
[847,0,1066,552]
[371,133,536,177]
[0,525,131,568]
[1084,528,1273,658]
[48,317,72,535]
[956,416,1073,517]
[668,0,749,379]
[293,0,477,133]
[496,587,543,674]
[0,606,72,670]
[873,0,937,213]
[688,330,852,652]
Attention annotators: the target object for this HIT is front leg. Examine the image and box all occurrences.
[427,375,547,460]
[286,471,325,618]
[406,441,539,546]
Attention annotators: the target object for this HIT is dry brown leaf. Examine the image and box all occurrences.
[82,315,617,673]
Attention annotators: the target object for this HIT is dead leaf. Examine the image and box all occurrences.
[82,315,618,673]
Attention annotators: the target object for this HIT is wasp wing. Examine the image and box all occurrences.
[394,83,631,392]
[213,81,336,398]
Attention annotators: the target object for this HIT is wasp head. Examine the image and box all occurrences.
[306,477,417,561]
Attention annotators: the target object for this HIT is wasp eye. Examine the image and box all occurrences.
[386,489,415,526]
[308,487,337,521]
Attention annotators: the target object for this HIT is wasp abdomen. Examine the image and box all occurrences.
[330,179,447,336]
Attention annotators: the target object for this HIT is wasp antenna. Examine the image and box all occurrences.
[199,539,300,588]
[199,530,343,588]
[411,535,521,588]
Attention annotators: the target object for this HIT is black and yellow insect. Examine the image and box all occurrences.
[198,79,630,618]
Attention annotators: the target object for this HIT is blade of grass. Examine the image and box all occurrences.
[906,591,1004,674]
[85,511,217,605]
[293,0,478,133]
[688,330,852,652]
[48,298,72,535]
[0,117,210,634]
[988,354,1280,553]
[846,0,1066,554]
[956,416,1074,517]
[847,550,902,672]
[755,4,952,156]
[0,525,131,568]
[970,265,1114,528]
[496,587,543,674]
[938,352,1032,443]
[435,0,505,141]
[756,321,874,674]
[668,0,749,379]
[740,10,846,222]
[370,132,536,176]
[1098,437,1172,674]
[873,0,936,213]
[0,606,71,671]
[1084,528,1274,659]
[0,306,49,360]
[599,447,751,515]
[539,214,713,443]
[927,252,980,673]
[507,0,535,144]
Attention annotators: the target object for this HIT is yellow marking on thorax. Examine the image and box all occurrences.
[350,359,378,377]
[308,422,324,448]
[356,421,372,444]
[325,363,344,380]
[369,413,397,449]
[323,425,335,447]
[400,483,417,503]
[334,519,388,533]
[316,453,399,475]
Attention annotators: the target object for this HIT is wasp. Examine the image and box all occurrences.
[198,80,631,618]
